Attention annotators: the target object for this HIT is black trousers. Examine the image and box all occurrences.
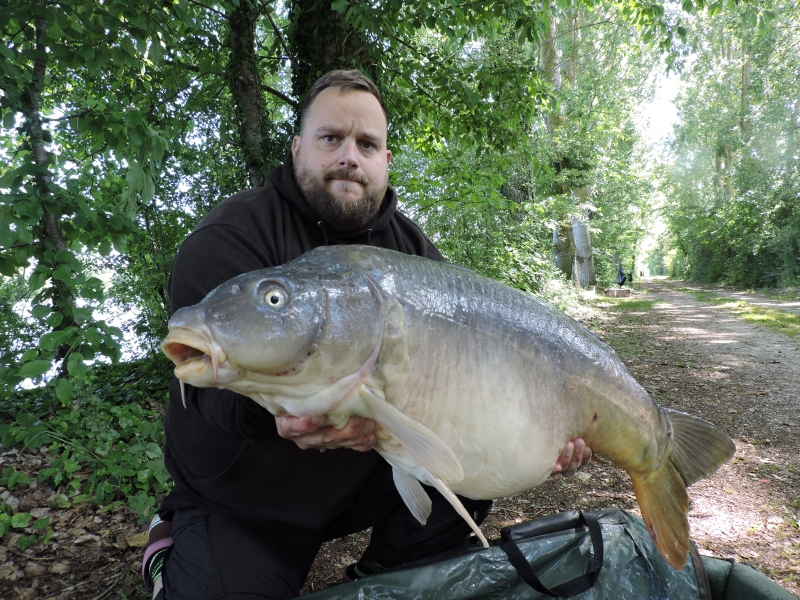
[160,465,492,599]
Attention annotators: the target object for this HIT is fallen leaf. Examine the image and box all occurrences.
[73,534,101,545]
[50,562,70,575]
[24,562,47,577]
[126,532,149,548]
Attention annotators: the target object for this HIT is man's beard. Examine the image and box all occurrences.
[294,157,388,231]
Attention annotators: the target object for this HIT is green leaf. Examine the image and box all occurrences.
[0,514,10,537]
[98,238,112,256]
[55,378,74,404]
[149,40,163,65]
[128,490,155,517]
[40,329,75,351]
[331,0,350,14]
[51,494,70,509]
[66,359,90,379]
[29,271,47,291]
[11,512,31,529]
[46,312,64,327]
[17,360,53,380]
[72,306,93,323]
[2,110,16,130]
[31,304,51,319]
[120,36,137,59]
[142,173,155,204]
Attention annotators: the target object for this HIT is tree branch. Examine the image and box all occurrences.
[43,107,93,122]
[262,83,297,109]
[188,0,227,19]
[261,2,302,69]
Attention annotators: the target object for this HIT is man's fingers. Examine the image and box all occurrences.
[276,414,377,452]
[275,415,322,439]
[551,438,593,476]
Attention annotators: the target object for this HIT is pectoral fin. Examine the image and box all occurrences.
[361,387,464,484]
[426,473,489,548]
[393,469,432,525]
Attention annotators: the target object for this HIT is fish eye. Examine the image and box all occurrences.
[264,288,287,308]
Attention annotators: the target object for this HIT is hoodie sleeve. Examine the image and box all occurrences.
[167,222,280,439]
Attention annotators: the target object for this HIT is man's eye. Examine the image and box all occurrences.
[360,141,375,150]
[322,135,337,143]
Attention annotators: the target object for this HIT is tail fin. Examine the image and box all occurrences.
[665,408,736,486]
[633,409,735,570]
[632,463,691,569]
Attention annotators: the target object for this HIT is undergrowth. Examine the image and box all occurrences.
[0,356,172,550]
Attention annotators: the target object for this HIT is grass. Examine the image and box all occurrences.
[593,297,662,312]
[683,291,800,337]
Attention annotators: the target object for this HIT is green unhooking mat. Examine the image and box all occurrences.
[299,508,797,600]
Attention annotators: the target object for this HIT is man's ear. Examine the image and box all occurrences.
[386,149,392,165]
[291,135,300,158]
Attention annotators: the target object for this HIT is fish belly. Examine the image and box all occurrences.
[392,322,581,500]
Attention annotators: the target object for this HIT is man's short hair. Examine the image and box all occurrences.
[299,70,387,133]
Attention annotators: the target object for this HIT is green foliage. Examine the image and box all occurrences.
[0,503,53,550]
[662,0,800,287]
[0,467,30,490]
[0,357,172,520]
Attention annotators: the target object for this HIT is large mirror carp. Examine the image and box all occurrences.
[162,245,735,569]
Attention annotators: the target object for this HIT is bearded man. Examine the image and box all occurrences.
[145,70,591,600]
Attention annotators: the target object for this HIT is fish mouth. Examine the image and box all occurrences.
[161,327,228,385]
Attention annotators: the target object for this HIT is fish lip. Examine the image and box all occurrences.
[162,327,213,366]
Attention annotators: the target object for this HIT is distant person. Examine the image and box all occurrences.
[617,263,627,287]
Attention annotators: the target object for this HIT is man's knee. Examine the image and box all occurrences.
[163,509,321,600]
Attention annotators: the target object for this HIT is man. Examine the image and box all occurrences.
[146,70,591,599]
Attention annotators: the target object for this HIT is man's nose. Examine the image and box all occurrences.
[337,139,360,169]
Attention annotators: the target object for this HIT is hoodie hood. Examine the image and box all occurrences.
[267,153,398,244]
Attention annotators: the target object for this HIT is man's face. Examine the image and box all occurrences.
[292,87,392,231]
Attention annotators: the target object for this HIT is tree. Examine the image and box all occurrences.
[662,0,800,287]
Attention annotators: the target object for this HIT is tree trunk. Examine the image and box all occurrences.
[289,0,374,111]
[572,216,596,288]
[714,145,736,198]
[739,49,751,141]
[542,13,561,134]
[552,223,575,280]
[227,1,272,187]
[20,10,78,364]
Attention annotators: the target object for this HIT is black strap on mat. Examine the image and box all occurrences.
[689,541,713,600]
[497,512,604,598]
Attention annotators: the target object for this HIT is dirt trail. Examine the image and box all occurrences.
[662,279,800,316]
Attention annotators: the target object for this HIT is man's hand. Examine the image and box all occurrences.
[276,414,377,452]
[551,438,592,476]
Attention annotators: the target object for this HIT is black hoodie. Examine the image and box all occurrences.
[158,154,442,527]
